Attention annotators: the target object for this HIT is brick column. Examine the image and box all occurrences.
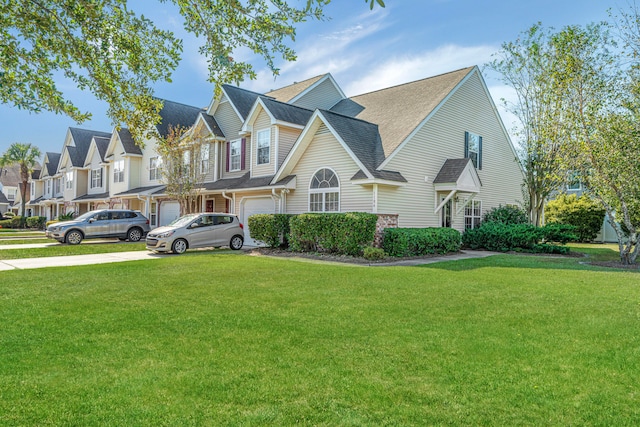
[374,213,398,248]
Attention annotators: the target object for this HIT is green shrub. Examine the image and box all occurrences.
[26,216,47,229]
[462,222,576,252]
[545,194,606,242]
[10,216,25,228]
[483,204,528,225]
[3,211,15,217]
[0,219,12,228]
[289,212,378,256]
[383,228,461,257]
[248,214,294,248]
[57,212,74,221]
[363,246,386,261]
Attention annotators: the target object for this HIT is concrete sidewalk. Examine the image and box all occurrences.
[0,251,163,271]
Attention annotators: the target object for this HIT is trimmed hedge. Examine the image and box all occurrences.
[383,228,461,257]
[26,216,47,229]
[289,212,378,256]
[248,214,294,248]
[545,194,606,242]
[462,222,577,252]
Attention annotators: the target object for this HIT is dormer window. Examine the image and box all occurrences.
[465,131,482,169]
[256,129,271,165]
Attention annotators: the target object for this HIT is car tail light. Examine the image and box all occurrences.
[239,222,244,229]
[146,219,149,224]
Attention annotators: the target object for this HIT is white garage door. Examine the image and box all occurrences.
[159,201,181,226]
[242,197,275,247]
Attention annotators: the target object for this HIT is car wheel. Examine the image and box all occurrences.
[65,230,83,245]
[229,235,243,250]
[127,227,143,242]
[171,239,188,254]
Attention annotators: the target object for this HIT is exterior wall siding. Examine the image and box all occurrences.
[293,78,343,110]
[251,110,274,177]
[285,125,372,214]
[277,127,302,169]
[378,72,523,231]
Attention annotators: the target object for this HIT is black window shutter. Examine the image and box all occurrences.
[478,136,483,170]
[241,138,246,170]
[464,131,469,159]
[225,141,230,172]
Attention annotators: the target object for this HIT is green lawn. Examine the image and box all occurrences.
[1,251,639,425]
[0,241,146,259]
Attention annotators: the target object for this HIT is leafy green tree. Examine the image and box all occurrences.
[1,1,382,143]
[547,23,640,264]
[545,194,606,242]
[155,125,208,215]
[0,143,42,228]
[487,24,565,226]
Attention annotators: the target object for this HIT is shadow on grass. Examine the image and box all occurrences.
[420,245,637,273]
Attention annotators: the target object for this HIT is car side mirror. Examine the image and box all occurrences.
[88,218,96,223]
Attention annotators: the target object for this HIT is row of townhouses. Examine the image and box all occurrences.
[26,66,524,245]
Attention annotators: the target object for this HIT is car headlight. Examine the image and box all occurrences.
[155,230,175,238]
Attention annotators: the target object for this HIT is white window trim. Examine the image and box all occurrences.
[308,167,340,212]
[149,157,161,181]
[91,167,102,189]
[200,144,210,175]
[65,171,73,189]
[230,139,241,172]
[113,159,125,183]
[256,129,271,165]
[464,199,482,230]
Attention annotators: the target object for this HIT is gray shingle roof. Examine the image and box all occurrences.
[44,152,61,176]
[0,164,23,186]
[320,109,386,175]
[115,185,165,196]
[93,137,110,162]
[155,98,204,137]
[31,169,41,179]
[265,74,326,102]
[260,97,314,126]
[117,128,142,155]
[433,158,473,183]
[68,127,112,167]
[199,112,225,138]
[351,169,407,183]
[73,192,110,201]
[338,67,474,157]
[222,85,268,120]
[201,172,295,191]
[0,192,9,204]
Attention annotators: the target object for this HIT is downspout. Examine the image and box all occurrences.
[271,188,281,213]
[136,194,150,217]
[222,191,233,213]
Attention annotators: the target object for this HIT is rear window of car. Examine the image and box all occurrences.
[215,215,234,225]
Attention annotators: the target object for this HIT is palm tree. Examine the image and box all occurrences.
[0,143,41,228]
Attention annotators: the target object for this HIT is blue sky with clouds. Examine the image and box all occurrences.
[0,0,613,155]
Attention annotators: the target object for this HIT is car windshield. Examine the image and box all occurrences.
[168,214,198,228]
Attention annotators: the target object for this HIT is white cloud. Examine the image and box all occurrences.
[343,44,498,96]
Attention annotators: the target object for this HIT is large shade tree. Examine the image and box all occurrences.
[1,1,383,143]
[488,24,565,226]
[0,143,42,227]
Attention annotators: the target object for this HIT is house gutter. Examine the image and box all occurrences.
[271,188,281,213]
[222,191,234,213]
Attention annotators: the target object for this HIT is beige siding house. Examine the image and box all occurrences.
[30,65,523,242]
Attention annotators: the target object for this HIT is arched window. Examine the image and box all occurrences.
[309,168,340,212]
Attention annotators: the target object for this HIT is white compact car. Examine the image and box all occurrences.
[145,212,244,254]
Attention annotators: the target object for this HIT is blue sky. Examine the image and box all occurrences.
[0,0,613,155]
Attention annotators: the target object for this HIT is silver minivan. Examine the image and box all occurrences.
[145,213,244,254]
[46,209,151,244]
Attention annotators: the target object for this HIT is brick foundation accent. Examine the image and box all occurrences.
[374,213,398,248]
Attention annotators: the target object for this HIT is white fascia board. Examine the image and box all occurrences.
[289,74,347,104]
[241,98,275,133]
[222,87,245,122]
[274,120,305,130]
[378,67,476,170]
[351,178,406,187]
[321,112,373,180]
[474,66,525,177]
[272,110,323,182]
